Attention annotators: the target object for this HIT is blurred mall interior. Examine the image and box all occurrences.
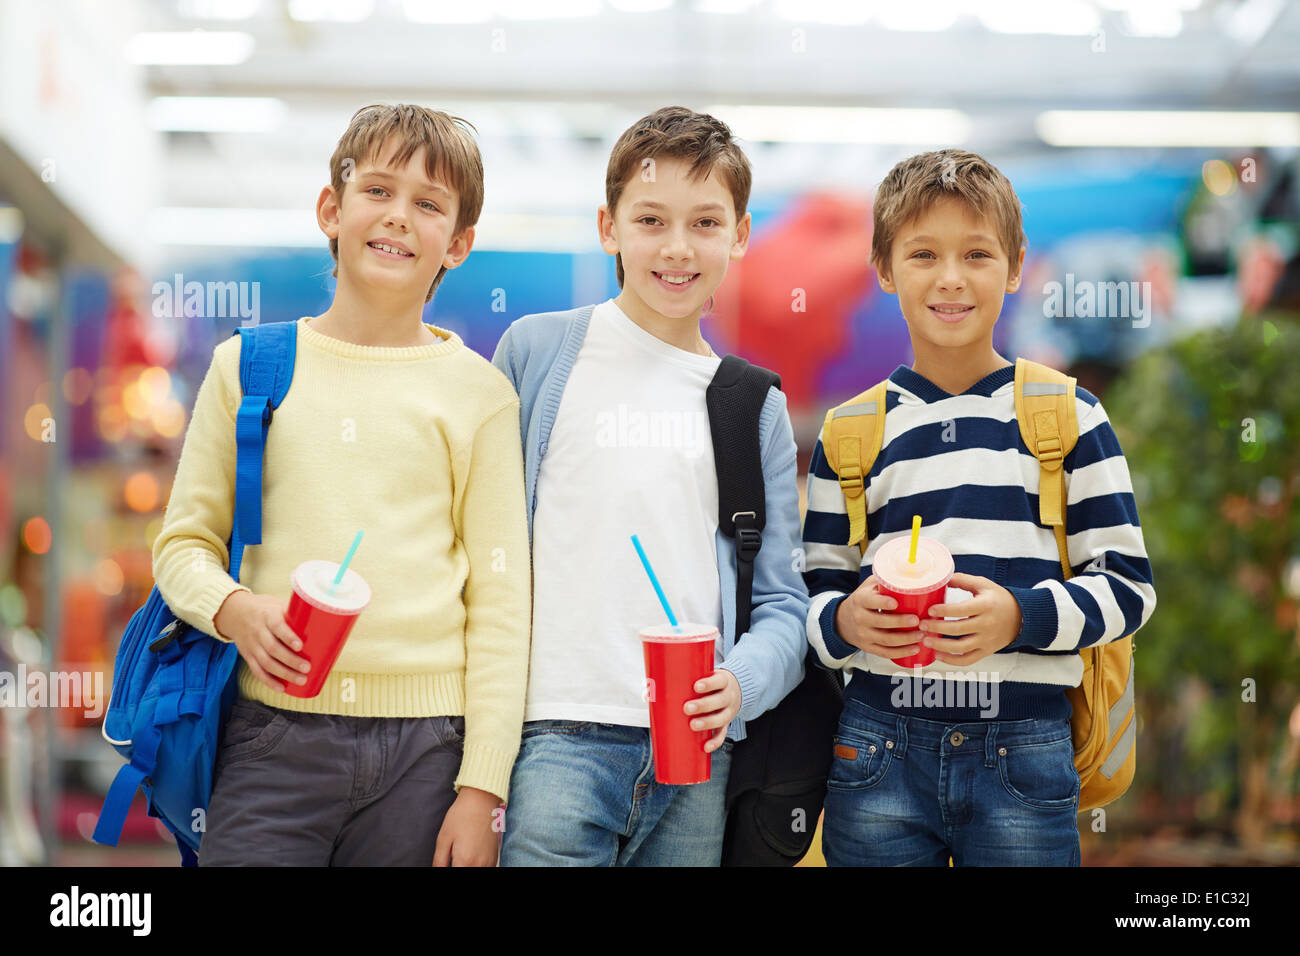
[1,0,1298,865]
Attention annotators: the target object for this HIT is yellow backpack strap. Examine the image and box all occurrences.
[821,380,888,555]
[1014,358,1079,580]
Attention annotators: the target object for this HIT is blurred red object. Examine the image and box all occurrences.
[713,193,874,408]
[102,267,166,372]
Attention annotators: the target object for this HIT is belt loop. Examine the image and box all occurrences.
[984,723,999,769]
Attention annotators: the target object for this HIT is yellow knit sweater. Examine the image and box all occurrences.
[152,316,531,802]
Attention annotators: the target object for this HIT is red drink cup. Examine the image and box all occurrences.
[282,559,371,698]
[640,624,718,785]
[872,536,954,669]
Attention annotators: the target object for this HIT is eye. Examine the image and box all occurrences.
[637,216,662,226]
[419,200,439,212]
[366,186,387,197]
[911,251,934,259]
[696,218,719,228]
[969,251,992,259]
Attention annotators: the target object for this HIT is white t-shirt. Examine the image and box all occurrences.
[525,299,724,725]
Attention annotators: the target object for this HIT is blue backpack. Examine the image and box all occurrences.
[94,321,297,866]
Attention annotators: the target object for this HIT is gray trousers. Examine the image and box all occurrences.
[199,697,465,866]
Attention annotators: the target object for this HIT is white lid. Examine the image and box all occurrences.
[292,559,372,614]
[874,536,954,593]
[639,623,718,642]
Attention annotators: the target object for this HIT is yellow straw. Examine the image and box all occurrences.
[908,515,921,563]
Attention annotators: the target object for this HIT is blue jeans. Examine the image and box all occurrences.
[499,720,733,866]
[823,698,1081,866]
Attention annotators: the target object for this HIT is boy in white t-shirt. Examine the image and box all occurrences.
[491,106,810,866]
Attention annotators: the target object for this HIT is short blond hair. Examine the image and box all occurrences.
[871,148,1026,280]
[605,106,752,287]
[327,104,484,302]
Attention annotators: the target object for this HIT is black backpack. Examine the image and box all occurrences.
[706,355,845,866]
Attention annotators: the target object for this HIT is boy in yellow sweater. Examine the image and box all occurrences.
[151,104,530,866]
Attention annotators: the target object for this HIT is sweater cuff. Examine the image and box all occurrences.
[454,744,519,805]
[819,594,859,660]
[718,655,760,723]
[192,580,251,643]
[1005,585,1059,650]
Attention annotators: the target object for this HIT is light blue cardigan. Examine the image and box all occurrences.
[491,305,810,741]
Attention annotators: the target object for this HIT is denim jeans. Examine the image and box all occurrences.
[498,720,733,866]
[822,698,1081,866]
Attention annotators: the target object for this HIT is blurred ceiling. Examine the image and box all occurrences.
[103,0,1300,253]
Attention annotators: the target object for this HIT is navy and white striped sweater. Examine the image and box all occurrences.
[802,363,1156,721]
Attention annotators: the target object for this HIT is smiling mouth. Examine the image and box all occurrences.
[929,304,974,321]
[653,271,700,288]
[368,241,414,258]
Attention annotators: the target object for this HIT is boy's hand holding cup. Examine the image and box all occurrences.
[834,575,928,661]
[835,516,955,667]
[214,590,312,692]
[214,531,370,696]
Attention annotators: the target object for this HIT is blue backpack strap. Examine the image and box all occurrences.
[93,763,148,847]
[232,322,297,553]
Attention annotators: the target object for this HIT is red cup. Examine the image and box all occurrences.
[282,559,371,698]
[872,535,954,669]
[640,624,718,785]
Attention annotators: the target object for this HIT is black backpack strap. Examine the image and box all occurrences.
[707,355,781,641]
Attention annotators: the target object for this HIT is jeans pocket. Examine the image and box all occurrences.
[827,722,894,792]
[997,734,1079,811]
[219,700,293,766]
[430,715,466,751]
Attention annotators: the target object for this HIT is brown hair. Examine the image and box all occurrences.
[604,106,752,287]
[871,148,1026,280]
[327,104,484,302]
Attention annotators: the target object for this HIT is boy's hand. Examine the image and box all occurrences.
[918,572,1022,667]
[214,590,311,692]
[433,787,502,867]
[834,575,926,660]
[685,669,741,753]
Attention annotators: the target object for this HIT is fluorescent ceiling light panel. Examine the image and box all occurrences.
[1036,110,1300,147]
[773,0,870,24]
[708,105,971,144]
[608,0,675,11]
[176,0,264,19]
[979,0,1099,35]
[402,0,492,22]
[149,208,320,247]
[494,0,601,18]
[288,0,375,22]
[147,97,287,132]
[126,31,255,65]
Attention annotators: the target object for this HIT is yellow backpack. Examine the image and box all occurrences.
[820,358,1136,812]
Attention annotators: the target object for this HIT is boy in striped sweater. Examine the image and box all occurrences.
[802,149,1156,866]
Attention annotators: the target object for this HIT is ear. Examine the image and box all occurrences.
[442,226,475,271]
[876,261,897,294]
[316,185,341,241]
[597,204,620,257]
[730,211,752,261]
[1006,246,1026,293]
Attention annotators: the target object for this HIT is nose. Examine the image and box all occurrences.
[660,225,692,261]
[937,256,965,292]
[384,209,409,232]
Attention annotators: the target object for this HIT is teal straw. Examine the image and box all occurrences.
[630,534,678,628]
[330,530,364,596]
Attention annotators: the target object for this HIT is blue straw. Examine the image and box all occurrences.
[330,530,364,596]
[630,534,678,628]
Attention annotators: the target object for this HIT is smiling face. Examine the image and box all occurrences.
[317,137,473,305]
[878,195,1025,354]
[599,155,750,323]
